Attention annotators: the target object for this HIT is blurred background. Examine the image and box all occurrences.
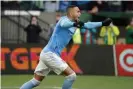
[1,0,133,89]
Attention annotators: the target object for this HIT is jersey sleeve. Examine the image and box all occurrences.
[84,22,102,29]
[59,17,74,28]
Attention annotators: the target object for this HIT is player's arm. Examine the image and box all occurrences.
[84,22,102,29]
[76,18,112,29]
[84,18,112,29]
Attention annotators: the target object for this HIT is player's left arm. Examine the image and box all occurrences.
[77,18,112,29]
[84,22,102,29]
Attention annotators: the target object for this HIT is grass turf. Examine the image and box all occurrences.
[1,75,133,89]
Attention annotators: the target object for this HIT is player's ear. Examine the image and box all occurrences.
[69,12,73,17]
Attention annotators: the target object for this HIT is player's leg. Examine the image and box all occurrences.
[20,52,50,89]
[46,52,76,89]
[20,74,44,89]
[62,66,76,89]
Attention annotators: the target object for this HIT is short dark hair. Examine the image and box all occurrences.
[66,5,78,12]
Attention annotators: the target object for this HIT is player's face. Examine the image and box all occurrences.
[72,7,81,21]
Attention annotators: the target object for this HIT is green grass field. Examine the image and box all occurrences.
[1,75,133,89]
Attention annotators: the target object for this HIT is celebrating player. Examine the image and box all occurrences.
[20,5,112,89]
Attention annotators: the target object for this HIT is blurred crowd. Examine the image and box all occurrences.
[1,1,133,45]
[2,1,133,12]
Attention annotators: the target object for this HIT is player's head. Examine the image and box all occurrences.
[66,5,81,21]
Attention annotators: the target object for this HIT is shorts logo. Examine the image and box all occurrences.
[119,49,133,72]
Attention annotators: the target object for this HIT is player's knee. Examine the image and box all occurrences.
[66,73,77,81]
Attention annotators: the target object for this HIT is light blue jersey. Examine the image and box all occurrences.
[43,16,102,56]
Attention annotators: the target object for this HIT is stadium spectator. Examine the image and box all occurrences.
[74,1,109,14]
[72,28,82,44]
[121,1,133,12]
[48,12,61,38]
[107,1,122,12]
[126,17,133,44]
[59,1,71,12]
[33,1,44,11]
[1,1,20,10]
[81,28,97,44]
[56,11,62,23]
[44,1,59,12]
[100,22,120,45]
[24,16,42,43]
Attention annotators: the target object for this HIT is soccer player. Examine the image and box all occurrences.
[20,5,112,89]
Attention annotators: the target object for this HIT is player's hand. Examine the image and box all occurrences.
[73,21,84,28]
[102,18,112,26]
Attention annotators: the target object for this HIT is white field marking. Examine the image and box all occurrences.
[1,86,79,89]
